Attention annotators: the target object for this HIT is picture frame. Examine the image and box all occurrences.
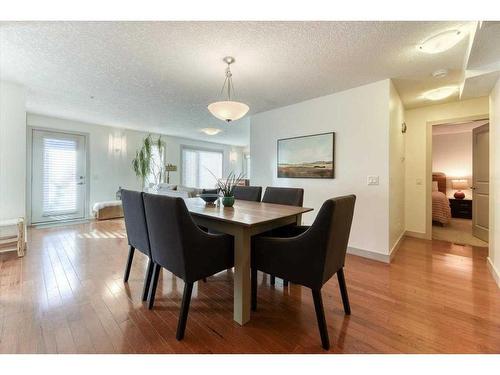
[277,132,335,179]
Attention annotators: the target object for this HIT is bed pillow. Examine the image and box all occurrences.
[432,181,439,192]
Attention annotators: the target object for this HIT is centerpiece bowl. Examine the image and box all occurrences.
[198,194,219,204]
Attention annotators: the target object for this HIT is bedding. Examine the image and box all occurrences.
[432,172,451,225]
[432,190,451,225]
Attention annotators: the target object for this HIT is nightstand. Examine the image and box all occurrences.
[449,198,472,219]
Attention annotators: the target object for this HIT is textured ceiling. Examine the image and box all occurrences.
[0,21,497,145]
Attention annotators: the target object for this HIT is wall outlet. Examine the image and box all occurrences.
[367,176,379,185]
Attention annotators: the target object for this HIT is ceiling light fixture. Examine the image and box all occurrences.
[421,86,458,101]
[201,128,222,136]
[432,69,448,78]
[207,56,249,123]
[417,29,465,54]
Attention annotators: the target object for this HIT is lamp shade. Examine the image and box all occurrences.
[451,179,468,190]
[207,101,249,122]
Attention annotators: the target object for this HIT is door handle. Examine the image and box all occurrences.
[77,182,85,185]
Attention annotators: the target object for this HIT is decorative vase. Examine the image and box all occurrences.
[454,190,465,199]
[222,196,235,207]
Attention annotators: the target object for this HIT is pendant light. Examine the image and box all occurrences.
[207,56,249,123]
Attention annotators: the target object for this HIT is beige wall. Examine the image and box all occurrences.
[0,81,26,221]
[389,81,406,253]
[489,79,500,286]
[404,97,489,237]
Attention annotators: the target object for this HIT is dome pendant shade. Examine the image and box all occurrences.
[207,101,249,122]
[208,56,249,123]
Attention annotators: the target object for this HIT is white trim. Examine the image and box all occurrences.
[389,232,405,262]
[487,257,500,288]
[347,246,390,264]
[405,230,428,240]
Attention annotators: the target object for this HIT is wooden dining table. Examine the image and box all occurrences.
[184,197,313,326]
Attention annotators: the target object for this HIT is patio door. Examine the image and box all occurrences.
[31,129,87,224]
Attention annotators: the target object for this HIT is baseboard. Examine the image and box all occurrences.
[389,232,405,262]
[31,219,89,228]
[487,257,500,288]
[405,230,428,240]
[347,246,390,264]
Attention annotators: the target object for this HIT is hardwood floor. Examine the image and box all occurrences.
[1,219,499,353]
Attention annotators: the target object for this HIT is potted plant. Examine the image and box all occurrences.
[131,134,166,189]
[214,171,245,207]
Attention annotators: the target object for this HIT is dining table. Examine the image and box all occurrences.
[184,197,313,326]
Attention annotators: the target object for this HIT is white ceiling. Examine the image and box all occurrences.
[1,21,498,145]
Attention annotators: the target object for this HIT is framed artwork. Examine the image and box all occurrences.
[277,132,335,178]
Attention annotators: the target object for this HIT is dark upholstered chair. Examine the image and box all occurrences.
[121,189,154,302]
[262,187,304,207]
[261,187,304,286]
[233,186,262,202]
[143,193,234,340]
[202,188,219,195]
[251,195,356,350]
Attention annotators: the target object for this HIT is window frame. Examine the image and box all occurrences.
[180,145,225,189]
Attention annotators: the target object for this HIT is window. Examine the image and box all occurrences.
[42,137,78,215]
[244,154,251,180]
[181,147,223,188]
[146,145,164,187]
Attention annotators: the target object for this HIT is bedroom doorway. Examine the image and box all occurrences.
[431,119,489,247]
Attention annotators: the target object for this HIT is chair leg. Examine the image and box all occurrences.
[337,268,351,315]
[142,258,154,301]
[147,263,161,310]
[312,289,330,350]
[123,245,135,282]
[270,275,275,286]
[176,282,194,340]
[251,267,257,311]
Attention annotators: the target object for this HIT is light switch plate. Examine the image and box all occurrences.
[367,176,379,185]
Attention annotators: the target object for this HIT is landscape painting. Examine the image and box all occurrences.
[277,132,334,178]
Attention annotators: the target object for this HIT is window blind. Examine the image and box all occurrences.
[42,137,78,216]
[181,148,223,188]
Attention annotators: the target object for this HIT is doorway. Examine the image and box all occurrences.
[430,119,489,247]
[31,129,88,224]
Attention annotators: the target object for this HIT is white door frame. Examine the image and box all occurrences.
[425,114,489,240]
[27,126,91,225]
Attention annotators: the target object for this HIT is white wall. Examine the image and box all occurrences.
[389,81,406,254]
[488,79,500,287]
[250,80,392,259]
[0,81,26,221]
[404,97,489,238]
[432,131,473,199]
[26,113,244,220]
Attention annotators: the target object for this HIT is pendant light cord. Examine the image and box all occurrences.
[218,62,236,101]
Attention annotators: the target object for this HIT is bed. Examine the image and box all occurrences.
[432,172,451,225]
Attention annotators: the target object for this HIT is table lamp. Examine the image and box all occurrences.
[451,179,468,199]
[165,164,177,184]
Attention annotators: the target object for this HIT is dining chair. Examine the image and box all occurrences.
[143,193,234,340]
[233,186,262,202]
[251,195,356,350]
[261,187,304,286]
[121,189,154,302]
